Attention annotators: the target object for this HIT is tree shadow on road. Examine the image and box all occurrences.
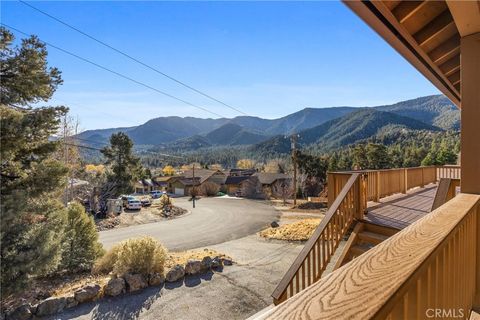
[46,271,220,319]
[44,286,163,320]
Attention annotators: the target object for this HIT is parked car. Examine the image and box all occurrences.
[120,195,136,208]
[150,190,163,199]
[125,199,141,210]
[140,197,151,207]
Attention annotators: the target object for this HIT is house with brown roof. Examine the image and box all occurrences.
[182,169,227,185]
[252,172,291,198]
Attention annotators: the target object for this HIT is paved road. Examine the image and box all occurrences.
[99,197,280,250]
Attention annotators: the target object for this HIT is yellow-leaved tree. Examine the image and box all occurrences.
[162,165,175,176]
[237,159,255,169]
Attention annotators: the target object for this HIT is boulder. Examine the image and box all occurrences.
[35,297,67,317]
[65,295,78,309]
[184,260,202,275]
[7,304,32,320]
[211,256,223,269]
[148,273,165,286]
[74,284,101,303]
[124,274,147,292]
[222,258,233,266]
[165,265,185,282]
[270,221,280,228]
[200,256,212,271]
[104,277,126,296]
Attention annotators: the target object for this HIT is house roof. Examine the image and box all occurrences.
[253,173,290,185]
[223,168,256,176]
[154,176,175,182]
[137,179,154,187]
[225,175,252,185]
[342,0,478,108]
[176,177,201,186]
[182,169,225,183]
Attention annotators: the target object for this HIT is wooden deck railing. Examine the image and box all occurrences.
[271,173,366,305]
[259,193,480,319]
[437,165,461,179]
[328,165,459,207]
[431,178,461,211]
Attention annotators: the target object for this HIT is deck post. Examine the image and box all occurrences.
[420,167,424,188]
[375,171,380,202]
[460,32,480,307]
[402,168,407,193]
[460,33,480,195]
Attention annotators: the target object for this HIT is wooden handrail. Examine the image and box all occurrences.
[328,165,459,207]
[431,178,461,211]
[258,194,480,319]
[272,173,366,305]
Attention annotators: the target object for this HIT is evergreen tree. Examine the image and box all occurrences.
[101,132,142,196]
[436,140,457,165]
[328,152,338,171]
[61,202,104,272]
[352,144,368,169]
[366,143,390,169]
[1,28,69,292]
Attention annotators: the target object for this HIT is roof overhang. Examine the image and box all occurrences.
[343,0,480,108]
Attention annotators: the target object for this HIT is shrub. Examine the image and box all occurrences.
[61,202,104,272]
[93,237,167,276]
[200,181,220,197]
[159,194,172,209]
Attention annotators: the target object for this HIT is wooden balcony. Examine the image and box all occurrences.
[258,192,480,319]
[271,166,461,305]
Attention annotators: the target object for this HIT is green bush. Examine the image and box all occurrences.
[93,236,167,276]
[61,202,104,272]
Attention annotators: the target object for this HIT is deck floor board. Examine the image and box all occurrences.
[363,184,437,229]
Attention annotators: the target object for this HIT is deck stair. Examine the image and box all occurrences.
[333,221,399,270]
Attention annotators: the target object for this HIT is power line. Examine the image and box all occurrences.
[2,23,225,118]
[19,0,249,116]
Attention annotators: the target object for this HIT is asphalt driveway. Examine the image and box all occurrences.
[99,197,280,250]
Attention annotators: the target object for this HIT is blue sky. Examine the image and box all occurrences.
[2,1,440,130]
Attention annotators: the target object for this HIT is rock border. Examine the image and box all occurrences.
[5,256,232,320]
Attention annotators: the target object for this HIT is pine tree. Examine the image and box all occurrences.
[101,132,142,196]
[61,202,104,272]
[1,27,69,292]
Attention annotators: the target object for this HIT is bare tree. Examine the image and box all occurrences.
[272,178,294,206]
[200,181,220,197]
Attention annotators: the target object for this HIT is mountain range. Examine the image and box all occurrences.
[76,94,459,154]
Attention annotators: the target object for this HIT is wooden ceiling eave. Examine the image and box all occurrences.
[343,1,461,107]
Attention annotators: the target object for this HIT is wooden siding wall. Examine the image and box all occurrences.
[260,194,480,320]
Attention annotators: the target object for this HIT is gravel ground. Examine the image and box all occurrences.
[43,235,303,320]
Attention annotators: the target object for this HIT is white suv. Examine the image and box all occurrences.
[126,199,141,210]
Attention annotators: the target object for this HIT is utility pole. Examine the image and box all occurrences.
[192,162,196,208]
[63,115,68,207]
[291,134,298,207]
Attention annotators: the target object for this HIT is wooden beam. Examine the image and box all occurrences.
[448,70,460,86]
[446,0,480,37]
[392,1,425,24]
[460,32,480,195]
[428,33,460,64]
[439,53,460,76]
[343,1,461,107]
[414,10,455,47]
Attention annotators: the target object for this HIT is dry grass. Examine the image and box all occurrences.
[52,274,110,297]
[165,249,229,271]
[259,218,321,241]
